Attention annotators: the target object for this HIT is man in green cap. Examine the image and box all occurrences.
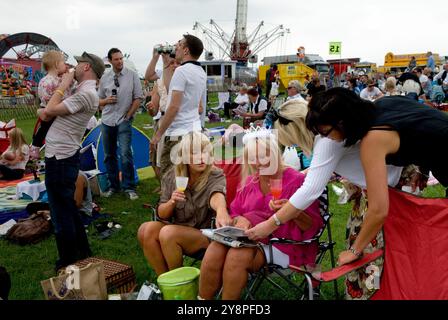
[37,52,105,271]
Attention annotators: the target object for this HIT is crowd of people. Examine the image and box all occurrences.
[1,34,447,300]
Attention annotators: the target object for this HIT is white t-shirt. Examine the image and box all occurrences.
[3,145,29,170]
[153,79,168,121]
[234,93,249,106]
[250,96,268,114]
[270,82,279,97]
[165,62,206,136]
[419,74,429,85]
[289,136,403,210]
[434,69,448,85]
[360,87,382,100]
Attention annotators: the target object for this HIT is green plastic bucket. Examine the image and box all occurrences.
[157,267,200,300]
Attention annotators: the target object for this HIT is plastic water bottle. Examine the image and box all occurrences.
[249,122,255,130]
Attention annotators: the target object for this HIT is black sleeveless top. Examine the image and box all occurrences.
[372,96,448,169]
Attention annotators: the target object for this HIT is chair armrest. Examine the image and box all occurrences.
[289,249,384,282]
[142,203,160,222]
[269,237,319,246]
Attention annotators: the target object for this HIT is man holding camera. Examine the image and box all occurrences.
[144,46,179,190]
[99,48,143,200]
[151,35,207,179]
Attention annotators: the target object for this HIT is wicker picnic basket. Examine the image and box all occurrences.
[74,257,136,294]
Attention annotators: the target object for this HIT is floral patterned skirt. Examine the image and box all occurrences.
[343,183,384,300]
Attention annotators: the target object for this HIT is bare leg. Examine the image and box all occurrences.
[199,241,229,299]
[222,247,265,300]
[159,225,210,270]
[137,221,168,276]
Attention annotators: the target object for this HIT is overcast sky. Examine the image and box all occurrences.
[2,0,446,76]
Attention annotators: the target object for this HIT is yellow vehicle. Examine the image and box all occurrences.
[353,62,377,77]
[384,52,443,73]
[377,66,390,74]
[258,63,315,93]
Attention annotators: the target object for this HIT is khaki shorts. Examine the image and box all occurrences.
[150,120,159,167]
[160,136,181,179]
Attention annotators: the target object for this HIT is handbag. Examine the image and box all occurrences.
[41,262,107,300]
[283,147,301,171]
[5,210,52,245]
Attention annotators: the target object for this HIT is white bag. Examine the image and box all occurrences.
[283,147,301,171]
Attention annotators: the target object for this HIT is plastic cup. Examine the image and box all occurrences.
[175,176,189,192]
[270,178,282,200]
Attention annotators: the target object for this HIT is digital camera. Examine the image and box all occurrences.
[155,44,176,57]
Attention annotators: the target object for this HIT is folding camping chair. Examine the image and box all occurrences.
[290,187,448,300]
[142,202,215,266]
[243,187,338,300]
[0,119,16,153]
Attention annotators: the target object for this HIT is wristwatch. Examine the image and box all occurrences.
[349,246,362,258]
[272,214,282,226]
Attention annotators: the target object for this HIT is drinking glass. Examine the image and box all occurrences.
[175,176,189,192]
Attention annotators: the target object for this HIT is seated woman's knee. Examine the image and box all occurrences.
[225,248,255,270]
[139,221,163,243]
[158,224,181,244]
[137,223,147,244]
[202,242,228,269]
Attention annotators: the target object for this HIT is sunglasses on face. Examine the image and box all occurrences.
[318,126,336,137]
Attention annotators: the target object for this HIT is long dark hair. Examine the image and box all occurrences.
[306,87,376,147]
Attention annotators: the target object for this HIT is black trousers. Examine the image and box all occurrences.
[32,118,55,147]
[0,166,24,180]
[45,151,91,269]
[224,102,239,118]
[0,266,11,300]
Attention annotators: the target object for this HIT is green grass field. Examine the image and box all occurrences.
[0,107,445,300]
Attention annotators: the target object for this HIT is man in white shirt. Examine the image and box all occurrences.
[415,68,430,98]
[37,52,105,271]
[286,80,306,102]
[151,34,207,178]
[360,79,383,101]
[224,84,249,119]
[433,63,448,89]
[234,87,268,122]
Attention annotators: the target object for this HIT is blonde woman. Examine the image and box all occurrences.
[198,133,322,300]
[137,132,230,276]
[245,99,402,299]
[384,77,399,96]
[0,128,29,180]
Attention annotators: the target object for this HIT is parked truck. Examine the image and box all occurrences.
[383,52,443,74]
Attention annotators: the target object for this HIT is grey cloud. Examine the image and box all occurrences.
[2,0,446,76]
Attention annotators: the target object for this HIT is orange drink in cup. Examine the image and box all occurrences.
[270,178,282,200]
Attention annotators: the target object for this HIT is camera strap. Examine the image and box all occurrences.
[181,60,201,67]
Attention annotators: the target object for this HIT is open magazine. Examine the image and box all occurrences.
[201,226,258,248]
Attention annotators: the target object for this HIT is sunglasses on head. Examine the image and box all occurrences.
[278,115,293,125]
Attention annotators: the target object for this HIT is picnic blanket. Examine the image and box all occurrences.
[0,186,34,214]
[0,174,34,188]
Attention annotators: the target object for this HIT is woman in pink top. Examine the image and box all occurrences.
[199,132,322,300]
